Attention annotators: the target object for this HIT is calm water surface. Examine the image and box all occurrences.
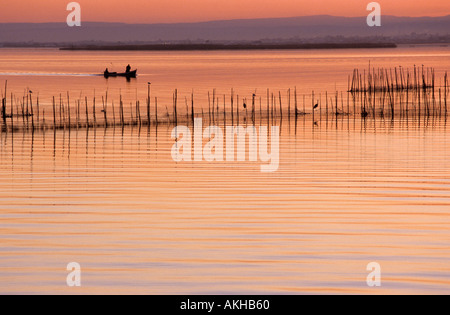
[0,47,450,294]
[0,45,449,112]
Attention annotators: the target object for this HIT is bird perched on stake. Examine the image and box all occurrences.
[313,103,319,109]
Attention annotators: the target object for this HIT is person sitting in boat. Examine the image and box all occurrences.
[126,64,131,73]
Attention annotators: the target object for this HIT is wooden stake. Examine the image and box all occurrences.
[53,96,56,129]
[155,97,158,125]
[191,90,195,125]
[147,83,151,125]
[85,96,89,128]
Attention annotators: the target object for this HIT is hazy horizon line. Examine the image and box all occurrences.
[2,14,450,25]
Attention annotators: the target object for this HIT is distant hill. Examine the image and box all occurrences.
[0,15,449,45]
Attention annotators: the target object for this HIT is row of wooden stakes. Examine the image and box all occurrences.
[1,76,449,133]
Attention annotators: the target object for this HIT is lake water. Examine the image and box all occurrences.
[0,45,449,113]
[0,46,450,294]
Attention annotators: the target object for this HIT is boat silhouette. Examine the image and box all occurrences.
[104,69,137,78]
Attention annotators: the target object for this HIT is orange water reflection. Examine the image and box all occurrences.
[0,116,449,294]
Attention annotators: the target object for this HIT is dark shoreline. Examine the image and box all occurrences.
[60,43,397,51]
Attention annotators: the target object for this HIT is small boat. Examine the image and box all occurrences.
[104,70,137,78]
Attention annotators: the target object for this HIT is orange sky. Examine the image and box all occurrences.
[1,0,449,23]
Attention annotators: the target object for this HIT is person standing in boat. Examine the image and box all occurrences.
[126,64,131,73]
